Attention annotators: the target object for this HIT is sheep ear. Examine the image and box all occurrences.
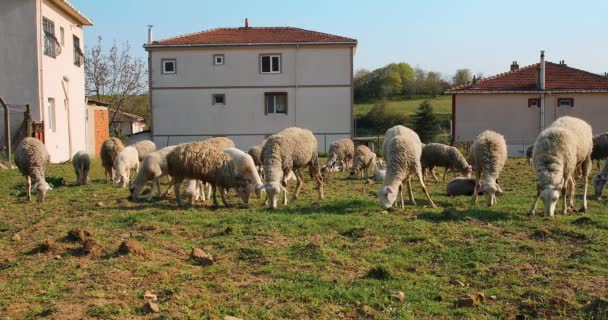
[386,186,395,194]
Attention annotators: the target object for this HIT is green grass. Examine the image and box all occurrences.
[354,95,452,118]
[1,158,608,319]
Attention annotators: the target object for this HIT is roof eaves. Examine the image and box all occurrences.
[50,0,93,25]
[144,41,358,49]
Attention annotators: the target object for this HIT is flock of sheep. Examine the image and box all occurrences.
[10,115,608,217]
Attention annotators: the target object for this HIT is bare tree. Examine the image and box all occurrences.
[85,36,147,132]
[451,69,472,86]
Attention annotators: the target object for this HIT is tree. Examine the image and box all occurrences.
[412,100,440,143]
[452,69,472,86]
[85,36,148,131]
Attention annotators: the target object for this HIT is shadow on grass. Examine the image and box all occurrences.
[277,198,374,215]
[417,207,513,223]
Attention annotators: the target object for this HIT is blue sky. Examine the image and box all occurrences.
[72,0,607,78]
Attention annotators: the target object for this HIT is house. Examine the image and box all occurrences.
[0,0,92,162]
[85,99,109,157]
[143,20,357,151]
[108,109,146,136]
[446,51,608,156]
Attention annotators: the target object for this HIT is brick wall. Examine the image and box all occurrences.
[94,109,109,156]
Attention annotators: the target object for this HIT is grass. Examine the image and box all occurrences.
[354,95,452,119]
[1,158,608,319]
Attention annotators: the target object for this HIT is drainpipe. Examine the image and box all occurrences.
[61,76,73,158]
[294,43,299,127]
[539,50,546,131]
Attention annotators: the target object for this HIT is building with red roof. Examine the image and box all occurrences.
[446,51,608,155]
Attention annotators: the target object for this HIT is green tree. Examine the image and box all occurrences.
[412,100,440,143]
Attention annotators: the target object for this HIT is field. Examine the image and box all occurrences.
[1,158,608,319]
[354,96,452,119]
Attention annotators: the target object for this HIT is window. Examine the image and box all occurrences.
[212,94,226,105]
[265,93,287,114]
[47,98,56,132]
[214,54,224,65]
[73,35,84,67]
[43,18,60,57]
[162,59,176,74]
[260,54,281,73]
[558,98,574,108]
[528,98,540,108]
[60,27,65,46]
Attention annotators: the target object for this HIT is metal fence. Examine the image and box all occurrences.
[0,97,34,162]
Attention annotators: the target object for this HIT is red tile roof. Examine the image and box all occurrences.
[447,62,608,92]
[146,27,357,47]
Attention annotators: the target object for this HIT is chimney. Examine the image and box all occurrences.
[245,18,249,28]
[539,50,545,90]
[510,61,519,71]
[147,25,153,43]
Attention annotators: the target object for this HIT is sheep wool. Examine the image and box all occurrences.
[322,139,355,173]
[130,145,177,201]
[72,150,91,185]
[350,145,376,180]
[420,143,471,182]
[100,137,125,182]
[469,130,507,206]
[113,146,140,188]
[14,137,51,202]
[130,140,157,161]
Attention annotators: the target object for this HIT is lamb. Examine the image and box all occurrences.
[379,125,436,209]
[529,116,592,217]
[183,179,212,204]
[260,127,324,209]
[321,139,355,174]
[526,144,534,166]
[100,137,124,182]
[591,132,608,169]
[167,142,262,207]
[420,143,472,182]
[468,130,507,206]
[113,146,140,188]
[72,150,90,185]
[14,137,51,202]
[374,159,387,181]
[592,161,608,198]
[130,140,157,161]
[350,145,377,180]
[129,146,177,200]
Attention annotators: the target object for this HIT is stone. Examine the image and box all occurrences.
[456,294,477,307]
[67,228,94,242]
[190,248,214,266]
[490,295,497,301]
[10,234,21,242]
[96,201,105,207]
[224,317,243,320]
[144,290,157,302]
[54,255,62,260]
[144,302,160,313]
[41,239,55,252]
[449,278,466,287]
[390,291,405,302]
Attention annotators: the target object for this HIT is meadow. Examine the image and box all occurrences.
[1,158,607,319]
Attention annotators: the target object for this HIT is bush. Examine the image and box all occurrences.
[355,101,408,136]
[412,100,440,143]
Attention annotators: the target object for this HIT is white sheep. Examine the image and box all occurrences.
[14,137,51,202]
[529,116,592,216]
[322,139,355,174]
[350,145,377,180]
[183,179,212,204]
[421,143,472,182]
[129,146,176,200]
[379,125,436,209]
[100,137,124,182]
[469,130,507,206]
[130,140,157,161]
[260,127,324,209]
[72,150,90,185]
[113,146,140,188]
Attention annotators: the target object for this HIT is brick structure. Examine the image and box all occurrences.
[94,109,109,156]
[86,99,110,157]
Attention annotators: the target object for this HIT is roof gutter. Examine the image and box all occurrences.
[144,41,358,49]
[445,89,608,94]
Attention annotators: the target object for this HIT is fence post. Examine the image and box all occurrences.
[0,97,10,164]
[24,104,32,138]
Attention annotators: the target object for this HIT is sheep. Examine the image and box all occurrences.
[420,143,472,182]
[321,139,355,174]
[379,125,436,209]
[248,143,264,178]
[468,130,507,206]
[14,137,51,202]
[72,150,90,185]
[113,146,140,188]
[100,137,124,182]
[183,179,212,204]
[526,144,534,166]
[374,159,387,181]
[591,132,608,169]
[167,142,262,207]
[529,116,593,217]
[129,146,177,200]
[592,161,608,198]
[445,177,504,196]
[260,127,324,209]
[129,140,157,161]
[350,145,377,180]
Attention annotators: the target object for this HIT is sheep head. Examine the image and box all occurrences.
[379,185,397,209]
[593,174,608,198]
[263,182,286,209]
[540,186,560,217]
[479,180,502,206]
[35,180,51,203]
[462,165,473,178]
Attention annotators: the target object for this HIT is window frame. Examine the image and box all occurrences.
[161,58,177,74]
[43,17,59,58]
[260,54,281,74]
[73,35,84,67]
[528,98,540,108]
[60,27,65,46]
[47,98,56,133]
[213,54,224,65]
[212,94,226,105]
[264,92,288,115]
[558,98,574,108]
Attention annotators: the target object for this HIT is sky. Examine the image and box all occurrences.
[71,0,608,78]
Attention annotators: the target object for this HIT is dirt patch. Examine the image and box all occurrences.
[67,228,94,242]
[81,239,103,259]
[117,240,146,257]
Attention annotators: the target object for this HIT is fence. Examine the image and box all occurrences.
[0,96,35,163]
[453,137,535,158]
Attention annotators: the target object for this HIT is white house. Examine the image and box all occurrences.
[144,20,357,151]
[0,0,92,162]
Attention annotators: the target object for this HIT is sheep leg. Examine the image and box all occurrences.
[431,167,439,182]
[417,168,437,208]
[398,183,405,208]
[528,186,540,215]
[26,176,32,201]
[211,184,220,208]
[316,172,324,200]
[290,170,304,203]
[471,170,481,204]
[443,168,449,182]
[580,158,591,213]
[220,187,230,207]
[282,180,288,205]
[407,178,416,206]
[173,178,183,206]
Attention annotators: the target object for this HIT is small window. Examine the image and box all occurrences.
[212,94,225,105]
[214,54,224,65]
[260,54,281,73]
[47,98,56,133]
[43,18,60,57]
[528,98,540,108]
[265,92,287,114]
[162,59,176,74]
[73,35,84,67]
[558,98,574,108]
[60,27,65,46]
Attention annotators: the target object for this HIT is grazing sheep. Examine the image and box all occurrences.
[183,179,212,204]
[591,132,608,169]
[529,116,593,216]
[593,161,608,198]
[350,145,377,180]
[129,146,177,200]
[72,150,90,185]
[379,125,436,209]
[100,137,124,182]
[322,139,355,174]
[261,127,324,209]
[469,130,507,206]
[130,140,157,161]
[526,144,534,166]
[248,143,264,178]
[421,143,472,182]
[167,142,262,207]
[374,159,387,181]
[445,177,504,196]
[14,137,51,202]
[113,146,140,188]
